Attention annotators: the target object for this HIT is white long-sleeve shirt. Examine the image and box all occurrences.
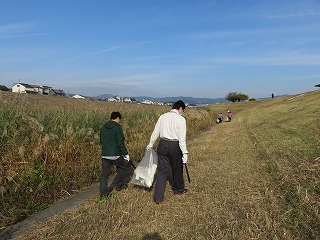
[148,109,188,154]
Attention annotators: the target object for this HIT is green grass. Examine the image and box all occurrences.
[236,91,320,239]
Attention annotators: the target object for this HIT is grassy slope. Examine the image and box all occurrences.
[18,90,319,240]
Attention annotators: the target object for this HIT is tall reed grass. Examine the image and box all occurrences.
[0,92,214,229]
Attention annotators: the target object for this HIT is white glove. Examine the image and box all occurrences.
[124,155,130,161]
[182,153,188,164]
[146,145,153,151]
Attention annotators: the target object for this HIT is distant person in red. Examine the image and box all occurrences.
[227,111,233,122]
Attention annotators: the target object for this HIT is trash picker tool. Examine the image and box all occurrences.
[184,163,191,183]
[129,160,136,169]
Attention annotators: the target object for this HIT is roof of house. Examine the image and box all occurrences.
[16,83,34,88]
[31,84,44,89]
[0,85,10,91]
[72,94,85,99]
[51,89,65,94]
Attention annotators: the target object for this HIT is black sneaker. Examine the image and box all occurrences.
[174,189,188,195]
[115,184,128,191]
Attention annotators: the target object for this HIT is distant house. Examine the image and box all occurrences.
[12,83,35,94]
[0,85,10,91]
[141,100,153,105]
[50,89,65,96]
[108,97,117,102]
[12,83,56,95]
[123,98,132,103]
[164,101,174,106]
[72,94,85,99]
[154,102,164,105]
[42,86,52,95]
[108,96,121,102]
[31,84,44,95]
[11,82,65,96]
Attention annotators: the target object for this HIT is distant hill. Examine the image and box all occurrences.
[257,94,289,100]
[95,93,114,99]
[96,94,227,105]
[133,96,228,105]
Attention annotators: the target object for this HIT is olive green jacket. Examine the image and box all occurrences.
[100,120,128,157]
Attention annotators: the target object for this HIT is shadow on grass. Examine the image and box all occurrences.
[132,185,154,192]
[142,232,163,240]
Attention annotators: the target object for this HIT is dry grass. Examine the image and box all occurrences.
[0,91,214,229]
[14,90,320,239]
[19,122,277,240]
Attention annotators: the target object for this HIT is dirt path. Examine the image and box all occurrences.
[12,116,283,239]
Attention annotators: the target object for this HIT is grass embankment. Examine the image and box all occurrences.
[0,92,214,229]
[15,90,319,239]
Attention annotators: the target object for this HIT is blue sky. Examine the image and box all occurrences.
[1,0,320,98]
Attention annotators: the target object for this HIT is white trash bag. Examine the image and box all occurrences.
[130,148,158,188]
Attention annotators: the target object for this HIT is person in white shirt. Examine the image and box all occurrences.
[147,100,188,204]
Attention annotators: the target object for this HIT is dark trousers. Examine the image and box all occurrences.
[154,140,184,202]
[99,156,134,197]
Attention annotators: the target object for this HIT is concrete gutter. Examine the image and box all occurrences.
[0,176,115,240]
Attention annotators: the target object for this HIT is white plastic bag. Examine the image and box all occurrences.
[130,148,158,188]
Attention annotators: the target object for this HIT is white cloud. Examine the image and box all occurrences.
[0,21,48,40]
[0,33,48,39]
[93,41,152,54]
[58,73,165,89]
[265,73,320,82]
[236,0,320,20]
[213,53,320,66]
[134,54,185,61]
[192,24,320,40]
[262,11,320,19]
[0,21,37,35]
[93,46,123,54]
[127,40,154,47]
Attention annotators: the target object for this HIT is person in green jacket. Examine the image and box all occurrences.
[99,112,134,198]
